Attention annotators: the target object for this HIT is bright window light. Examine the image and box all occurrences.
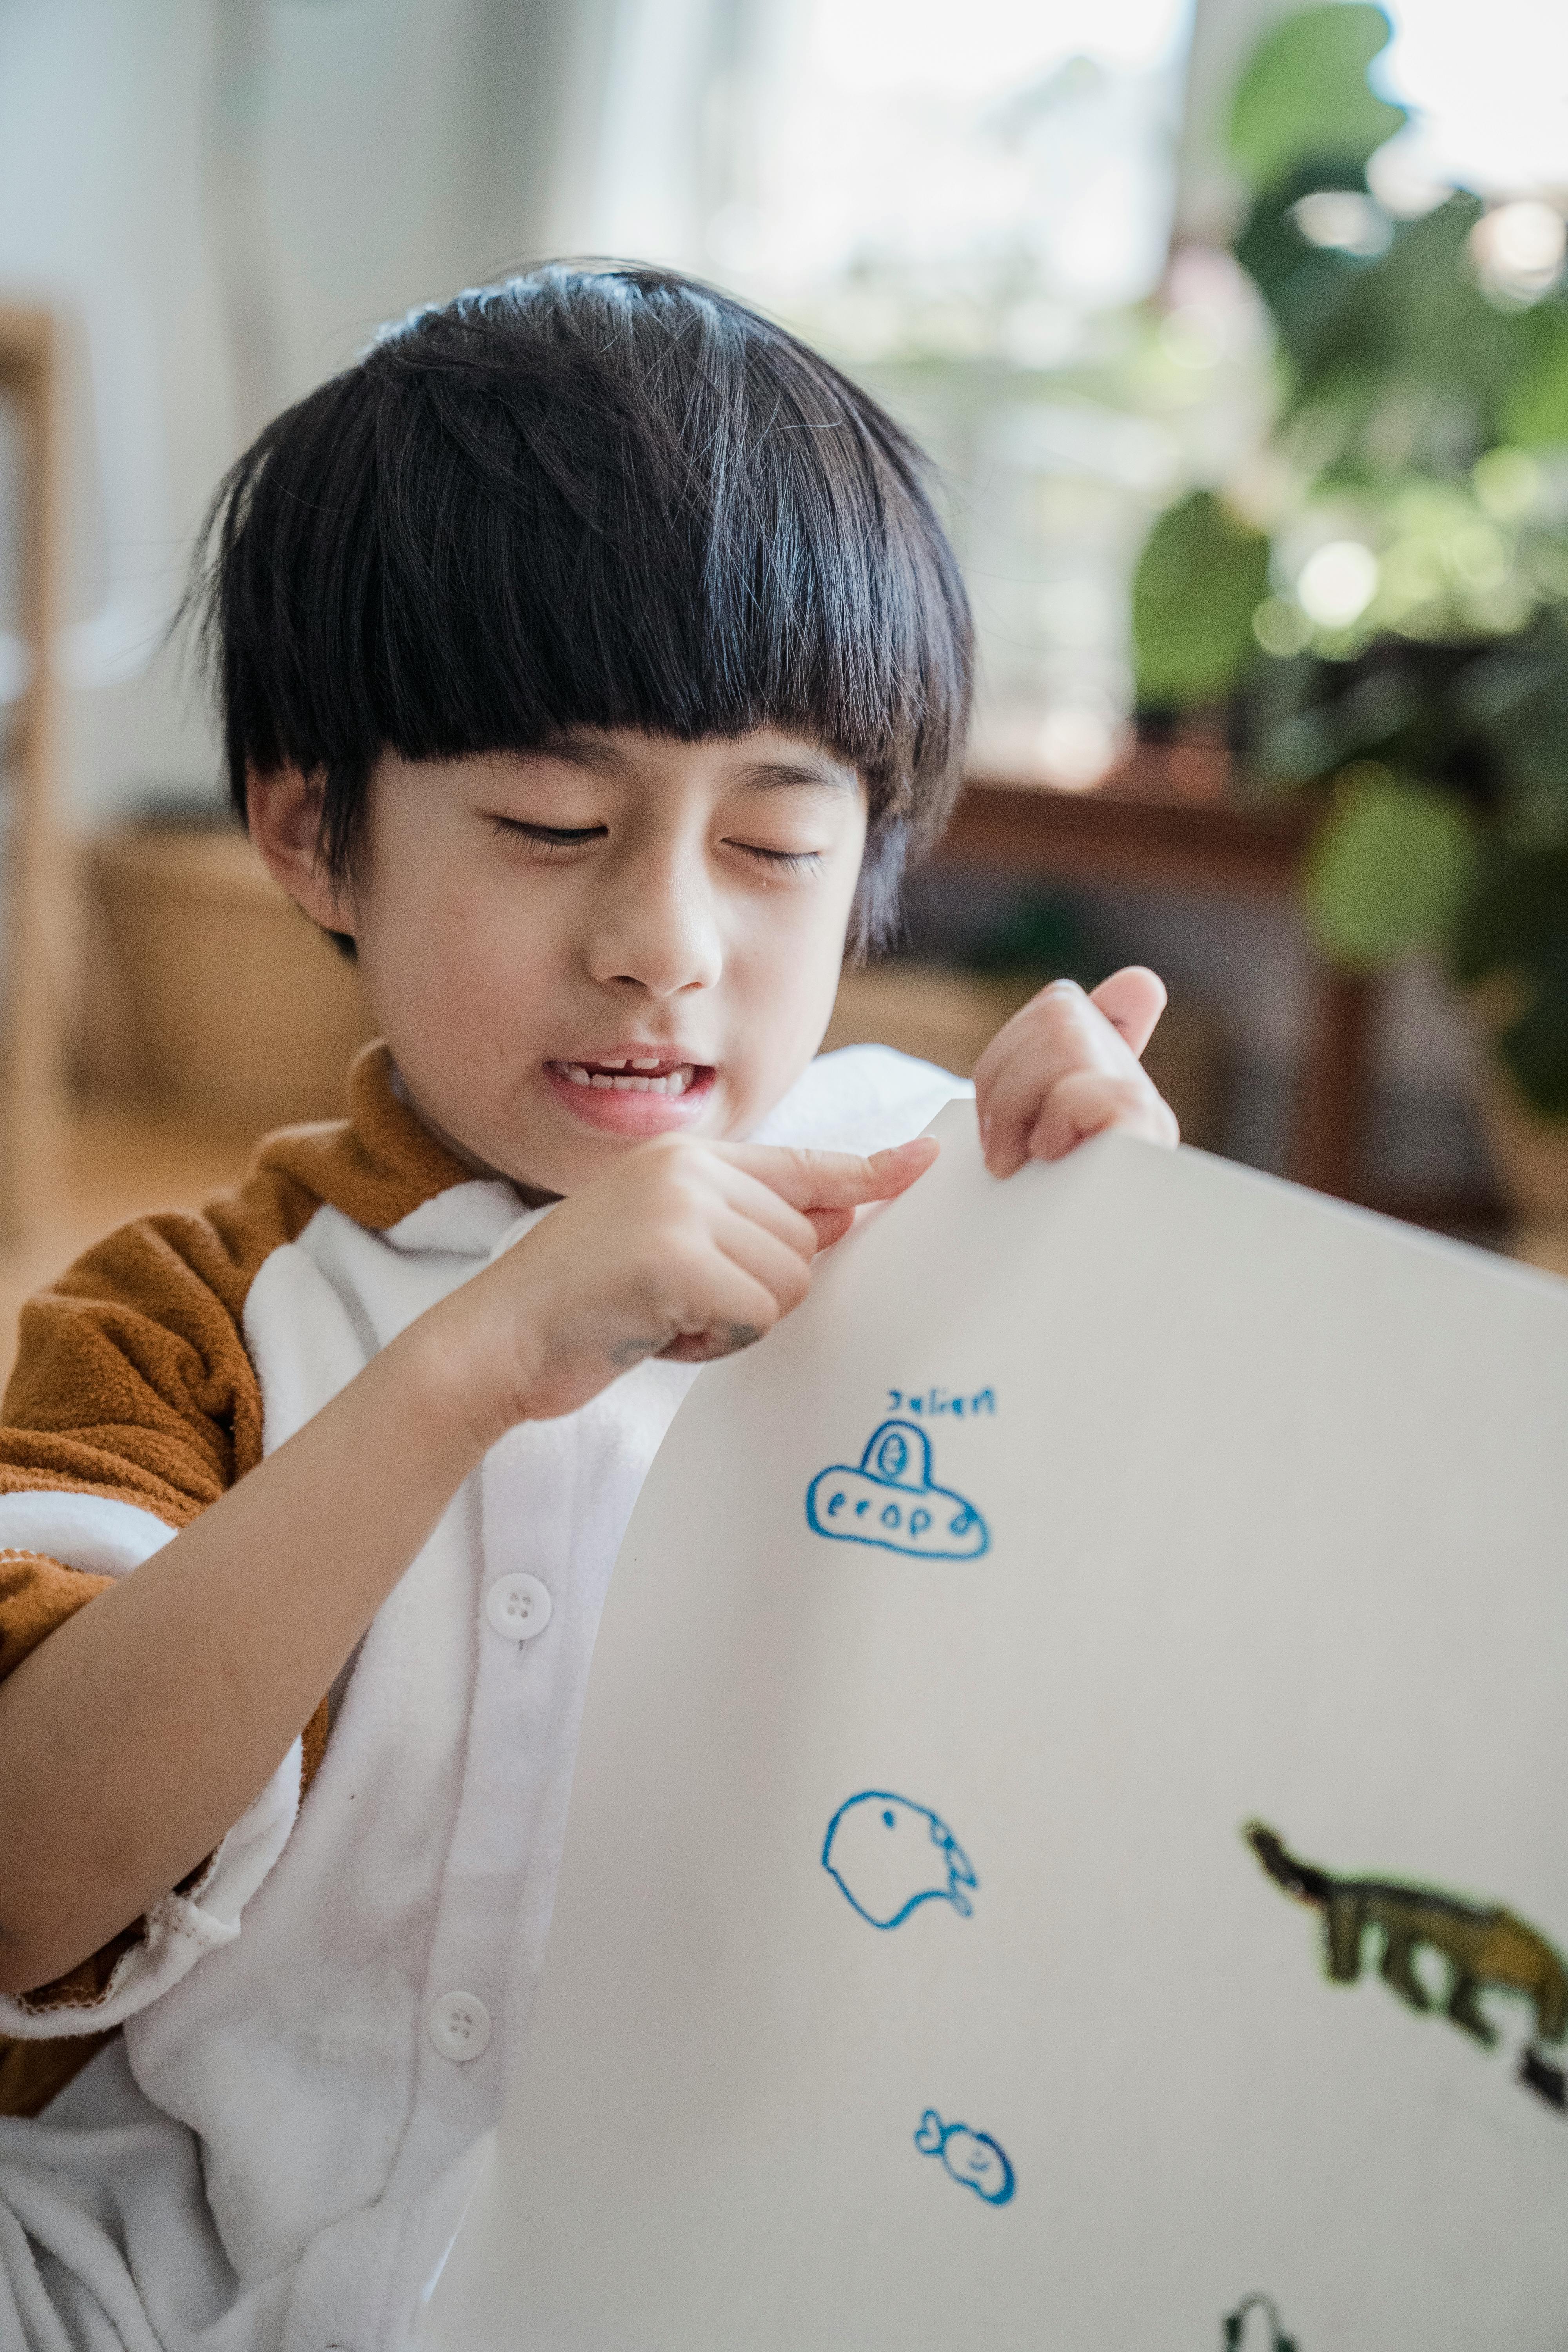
[1290,191,1393,257]
[710,0,1193,312]
[806,0,1186,94]
[1297,541,1381,630]
[1469,201,1567,300]
[1378,0,1568,198]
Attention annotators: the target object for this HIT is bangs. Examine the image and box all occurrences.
[198,264,973,952]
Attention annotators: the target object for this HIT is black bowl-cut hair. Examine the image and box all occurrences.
[194,260,973,957]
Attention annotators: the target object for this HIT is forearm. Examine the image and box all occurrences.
[0,1308,490,1996]
[0,1130,927,1997]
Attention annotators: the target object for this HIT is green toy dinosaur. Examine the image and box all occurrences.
[1245,1823,1568,2110]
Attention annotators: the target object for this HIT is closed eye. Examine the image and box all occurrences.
[491,818,607,855]
[731,844,824,875]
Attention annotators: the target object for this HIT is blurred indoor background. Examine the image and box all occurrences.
[2,0,1568,1373]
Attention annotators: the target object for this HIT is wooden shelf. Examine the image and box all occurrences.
[930,742,1497,1229]
[951,755,1308,899]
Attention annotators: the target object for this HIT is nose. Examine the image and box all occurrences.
[583,837,724,1000]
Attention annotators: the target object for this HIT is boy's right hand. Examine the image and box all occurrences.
[443,1133,937,1436]
[0,1133,931,1997]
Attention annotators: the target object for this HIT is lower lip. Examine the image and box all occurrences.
[543,1063,717,1135]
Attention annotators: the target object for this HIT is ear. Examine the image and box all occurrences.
[247,766,356,939]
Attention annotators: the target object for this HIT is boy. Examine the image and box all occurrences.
[0,265,1174,2349]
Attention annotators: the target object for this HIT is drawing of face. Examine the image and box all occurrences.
[821,1792,977,1930]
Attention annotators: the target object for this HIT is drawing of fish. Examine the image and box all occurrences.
[913,2109,1015,2205]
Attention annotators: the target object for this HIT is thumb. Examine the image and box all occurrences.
[1089,965,1167,1060]
[804,1203,858,1250]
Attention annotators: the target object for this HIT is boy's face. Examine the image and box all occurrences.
[265,730,869,1196]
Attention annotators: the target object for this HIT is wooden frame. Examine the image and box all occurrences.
[0,305,63,1241]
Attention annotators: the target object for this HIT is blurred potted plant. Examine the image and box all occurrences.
[1132,2,1568,1259]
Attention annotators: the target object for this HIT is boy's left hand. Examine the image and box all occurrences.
[973,965,1179,1176]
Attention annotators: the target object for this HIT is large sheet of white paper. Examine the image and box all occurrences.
[425,1114,1568,2350]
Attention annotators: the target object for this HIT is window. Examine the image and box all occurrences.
[708,0,1193,320]
[1377,0,1568,204]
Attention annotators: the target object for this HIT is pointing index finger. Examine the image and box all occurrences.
[715,1136,938,1213]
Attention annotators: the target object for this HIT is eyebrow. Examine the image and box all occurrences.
[731,757,857,794]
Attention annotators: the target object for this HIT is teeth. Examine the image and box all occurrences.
[555,1061,698,1096]
[600,1058,626,1071]
[631,1058,662,1070]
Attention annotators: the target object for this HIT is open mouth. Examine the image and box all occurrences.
[547,1057,703,1097]
[542,1056,717,1131]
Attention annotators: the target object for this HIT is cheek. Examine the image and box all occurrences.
[724,876,853,1041]
[359,853,558,1047]
[744,820,865,969]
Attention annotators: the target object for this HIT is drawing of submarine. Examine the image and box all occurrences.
[805,1420,989,1561]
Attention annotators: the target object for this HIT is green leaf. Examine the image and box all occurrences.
[1499,301,1568,448]
[1451,621,1568,842]
[1495,955,1568,1114]
[1452,842,1568,981]
[1283,193,1518,436]
[1132,491,1270,708]
[1234,162,1382,367]
[1229,4,1408,192]
[1452,844,1568,1112]
[1305,769,1476,963]
[1250,662,1423,787]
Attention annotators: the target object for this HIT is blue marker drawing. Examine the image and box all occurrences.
[821,1792,977,1929]
[805,1420,989,1561]
[914,2110,1015,2205]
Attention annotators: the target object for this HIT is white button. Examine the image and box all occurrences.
[428,1989,491,2062]
[485,1572,553,1641]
